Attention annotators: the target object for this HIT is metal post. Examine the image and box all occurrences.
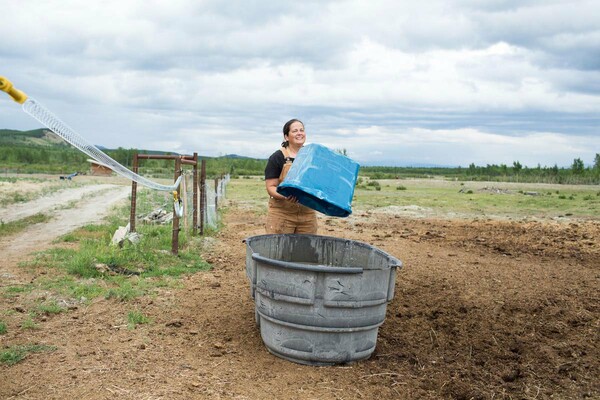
[214,177,219,210]
[192,152,198,236]
[200,159,206,235]
[129,153,139,232]
[172,158,182,255]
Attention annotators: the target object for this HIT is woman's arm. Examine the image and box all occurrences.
[265,178,299,203]
[265,178,287,200]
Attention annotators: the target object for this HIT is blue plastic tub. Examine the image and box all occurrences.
[277,144,360,217]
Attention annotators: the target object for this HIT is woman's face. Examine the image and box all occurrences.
[286,121,306,147]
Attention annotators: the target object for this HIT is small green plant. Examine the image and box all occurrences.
[2,285,32,298]
[0,344,57,365]
[21,316,38,330]
[59,232,79,243]
[366,180,380,188]
[127,310,151,329]
[558,194,566,199]
[0,320,7,334]
[36,301,65,315]
[396,185,407,190]
[105,281,144,301]
[0,213,52,237]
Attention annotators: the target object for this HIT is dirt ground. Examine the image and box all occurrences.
[1,179,599,399]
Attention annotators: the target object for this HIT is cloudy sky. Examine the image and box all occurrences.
[1,0,599,167]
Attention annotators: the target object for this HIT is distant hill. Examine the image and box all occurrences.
[221,154,254,159]
[0,128,262,161]
[0,128,66,147]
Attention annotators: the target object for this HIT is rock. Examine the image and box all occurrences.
[111,224,130,246]
[126,232,142,244]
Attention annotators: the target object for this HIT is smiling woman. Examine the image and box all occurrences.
[264,119,317,234]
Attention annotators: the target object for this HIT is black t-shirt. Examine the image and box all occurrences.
[264,150,294,180]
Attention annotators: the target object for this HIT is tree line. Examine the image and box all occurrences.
[1,129,599,184]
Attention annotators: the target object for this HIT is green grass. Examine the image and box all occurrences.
[350,179,600,219]
[224,177,600,220]
[0,320,7,334]
[36,301,66,315]
[21,316,38,330]
[0,213,52,237]
[127,310,151,329]
[105,280,145,301]
[0,344,57,365]
[1,285,33,298]
[20,195,212,303]
[37,276,105,302]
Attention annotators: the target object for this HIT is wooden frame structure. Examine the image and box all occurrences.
[129,153,199,254]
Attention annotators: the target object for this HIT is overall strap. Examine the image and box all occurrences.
[280,147,293,163]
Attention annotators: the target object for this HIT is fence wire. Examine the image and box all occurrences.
[203,174,230,230]
[179,173,230,232]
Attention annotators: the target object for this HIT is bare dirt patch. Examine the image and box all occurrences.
[1,181,599,399]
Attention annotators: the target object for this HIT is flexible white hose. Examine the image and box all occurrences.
[22,98,181,192]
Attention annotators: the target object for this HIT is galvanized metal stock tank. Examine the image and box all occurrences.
[245,234,402,366]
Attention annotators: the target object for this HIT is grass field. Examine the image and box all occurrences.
[228,176,600,220]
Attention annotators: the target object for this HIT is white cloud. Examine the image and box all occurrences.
[1,0,599,168]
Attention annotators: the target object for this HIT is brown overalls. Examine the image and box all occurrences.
[265,147,318,234]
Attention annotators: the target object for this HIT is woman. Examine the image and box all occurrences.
[264,119,318,234]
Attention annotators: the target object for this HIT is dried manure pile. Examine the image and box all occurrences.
[1,181,598,399]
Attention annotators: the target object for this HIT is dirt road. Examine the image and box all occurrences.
[1,180,599,399]
[0,184,130,282]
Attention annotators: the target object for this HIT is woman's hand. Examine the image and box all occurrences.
[266,178,299,203]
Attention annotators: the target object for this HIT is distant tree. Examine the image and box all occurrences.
[571,158,584,174]
[512,161,522,174]
[594,153,600,171]
[500,163,508,175]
